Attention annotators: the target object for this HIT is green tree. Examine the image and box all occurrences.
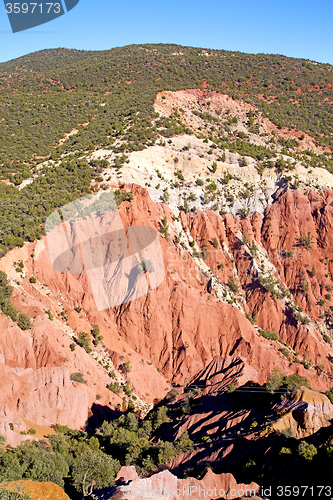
[266,368,284,393]
[72,448,120,496]
[158,441,176,464]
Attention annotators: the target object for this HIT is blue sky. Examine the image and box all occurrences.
[0,0,333,65]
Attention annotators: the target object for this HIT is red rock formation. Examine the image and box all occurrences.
[0,185,333,445]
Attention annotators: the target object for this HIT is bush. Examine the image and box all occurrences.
[29,276,37,283]
[70,372,86,384]
[298,441,317,461]
[107,382,121,395]
[284,373,311,391]
[121,361,132,373]
[70,343,76,352]
[76,332,92,353]
[160,217,170,239]
[17,313,32,330]
[280,347,292,361]
[137,259,154,274]
[279,447,292,455]
[266,368,284,393]
[46,309,54,321]
[166,388,179,399]
[299,232,313,249]
[206,182,217,192]
[310,266,316,277]
[246,311,258,325]
[183,200,190,213]
[227,277,239,293]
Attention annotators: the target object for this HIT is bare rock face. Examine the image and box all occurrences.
[115,465,139,483]
[0,311,118,446]
[271,387,333,439]
[111,467,260,500]
[0,184,333,445]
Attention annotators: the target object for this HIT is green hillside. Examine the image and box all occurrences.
[0,43,332,168]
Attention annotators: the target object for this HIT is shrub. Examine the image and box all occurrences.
[212,238,218,249]
[227,277,239,293]
[284,373,311,391]
[298,441,317,461]
[137,259,154,274]
[259,329,279,341]
[123,381,133,397]
[121,361,132,373]
[183,200,190,213]
[302,358,312,369]
[239,207,250,219]
[160,217,170,239]
[70,372,86,384]
[299,232,313,249]
[266,369,284,393]
[77,332,92,353]
[74,305,82,313]
[29,276,37,283]
[91,326,100,336]
[17,313,32,330]
[175,170,185,181]
[46,309,54,321]
[166,388,179,399]
[107,382,121,395]
[324,334,331,344]
[195,178,204,186]
[93,334,103,346]
[279,447,292,455]
[160,189,170,204]
[206,182,217,192]
[310,266,316,277]
[280,347,292,361]
[70,343,76,352]
[27,428,37,435]
[246,312,258,325]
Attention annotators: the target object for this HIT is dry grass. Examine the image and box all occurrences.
[20,418,57,440]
